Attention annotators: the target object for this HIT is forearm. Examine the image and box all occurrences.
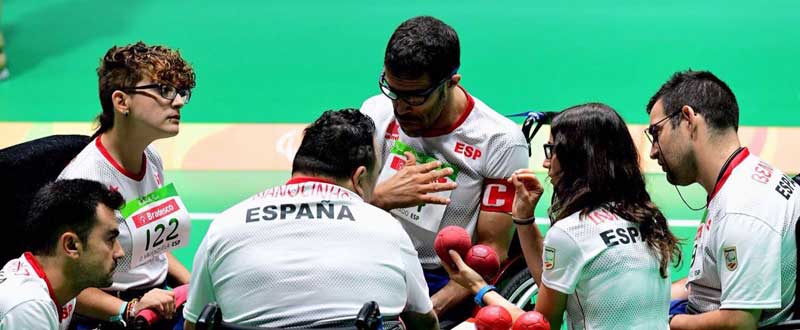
[481,291,525,321]
[75,287,126,319]
[670,309,760,330]
[515,223,544,286]
[167,252,191,286]
[431,281,471,315]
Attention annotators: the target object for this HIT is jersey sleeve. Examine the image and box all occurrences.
[715,213,782,309]
[183,237,216,323]
[479,133,528,213]
[0,300,59,330]
[541,226,587,294]
[398,233,433,314]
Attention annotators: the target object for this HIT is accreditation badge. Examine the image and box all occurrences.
[377,140,458,233]
[119,183,191,268]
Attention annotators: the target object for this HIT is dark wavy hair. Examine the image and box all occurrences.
[94,41,196,138]
[549,103,681,277]
[292,109,377,180]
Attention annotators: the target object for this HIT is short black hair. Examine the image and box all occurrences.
[292,109,377,179]
[25,179,124,255]
[646,70,739,132]
[384,16,460,83]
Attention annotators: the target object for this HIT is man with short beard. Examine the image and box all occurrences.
[0,179,125,330]
[361,16,529,326]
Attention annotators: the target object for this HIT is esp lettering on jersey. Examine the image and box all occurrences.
[454,141,482,160]
[599,227,642,247]
[246,203,354,222]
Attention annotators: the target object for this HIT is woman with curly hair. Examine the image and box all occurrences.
[59,41,196,329]
[445,103,682,330]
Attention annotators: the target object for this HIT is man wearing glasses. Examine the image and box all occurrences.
[646,70,798,329]
[360,16,529,326]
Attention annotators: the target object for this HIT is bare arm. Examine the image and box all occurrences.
[533,283,567,330]
[508,170,546,285]
[167,251,191,286]
[670,309,761,330]
[441,252,525,321]
[370,152,457,210]
[75,288,127,319]
[76,287,177,320]
[400,310,440,330]
[432,210,514,315]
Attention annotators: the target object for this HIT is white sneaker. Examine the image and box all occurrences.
[0,67,8,81]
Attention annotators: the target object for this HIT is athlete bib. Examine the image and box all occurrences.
[377,141,458,233]
[119,184,191,268]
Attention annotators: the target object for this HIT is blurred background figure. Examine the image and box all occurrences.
[0,0,8,81]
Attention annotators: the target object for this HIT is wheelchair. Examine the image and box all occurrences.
[195,301,398,330]
[0,134,91,264]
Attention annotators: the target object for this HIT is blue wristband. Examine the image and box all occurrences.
[474,285,497,307]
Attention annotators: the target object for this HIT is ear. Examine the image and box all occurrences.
[350,165,369,197]
[448,74,462,88]
[60,232,83,259]
[111,90,130,115]
[681,105,700,137]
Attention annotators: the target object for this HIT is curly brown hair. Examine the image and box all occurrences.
[94,41,196,138]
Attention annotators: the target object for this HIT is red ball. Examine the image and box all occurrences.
[465,244,501,280]
[434,226,472,266]
[512,311,550,330]
[475,305,513,330]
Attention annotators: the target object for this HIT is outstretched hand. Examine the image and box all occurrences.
[508,169,544,220]
[372,152,458,210]
[441,250,487,294]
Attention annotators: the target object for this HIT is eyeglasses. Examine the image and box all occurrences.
[123,84,192,104]
[378,69,457,106]
[543,143,555,159]
[644,110,681,144]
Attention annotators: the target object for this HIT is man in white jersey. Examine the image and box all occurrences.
[183,109,438,330]
[0,179,125,330]
[360,16,529,324]
[646,70,799,329]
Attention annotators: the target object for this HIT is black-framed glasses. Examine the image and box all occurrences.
[543,143,555,159]
[123,84,192,104]
[378,68,458,106]
[644,110,681,144]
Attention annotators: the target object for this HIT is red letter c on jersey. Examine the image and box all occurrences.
[481,178,515,212]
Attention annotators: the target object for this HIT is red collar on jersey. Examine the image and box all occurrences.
[24,252,64,321]
[708,147,749,202]
[286,176,335,185]
[419,85,475,137]
[96,136,147,181]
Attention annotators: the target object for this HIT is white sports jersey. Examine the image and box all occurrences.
[687,148,799,327]
[183,177,432,328]
[0,253,75,330]
[58,137,168,291]
[542,208,670,330]
[360,87,529,268]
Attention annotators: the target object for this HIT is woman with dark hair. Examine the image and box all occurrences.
[58,41,195,329]
[445,103,681,329]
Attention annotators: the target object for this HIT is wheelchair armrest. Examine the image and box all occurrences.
[761,319,800,330]
[197,302,222,330]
